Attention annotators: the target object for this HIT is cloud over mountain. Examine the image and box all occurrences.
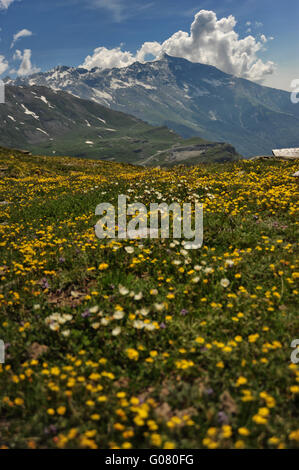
[0,55,8,74]
[12,49,40,76]
[11,28,33,48]
[81,9,275,83]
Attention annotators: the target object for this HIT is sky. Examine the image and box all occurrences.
[0,0,298,91]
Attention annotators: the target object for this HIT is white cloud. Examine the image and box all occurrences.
[88,0,153,22]
[81,10,275,83]
[0,55,8,75]
[11,28,33,48]
[90,0,125,22]
[0,0,18,10]
[82,46,136,70]
[13,49,40,76]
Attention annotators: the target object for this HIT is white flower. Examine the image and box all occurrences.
[50,313,60,321]
[172,260,182,265]
[113,310,125,320]
[119,285,129,296]
[225,259,234,267]
[125,246,134,254]
[133,320,145,329]
[101,318,109,326]
[91,322,100,329]
[62,329,70,337]
[112,327,121,336]
[89,306,99,314]
[220,278,230,288]
[134,292,143,301]
[204,267,214,274]
[62,314,73,322]
[192,277,200,283]
[140,307,149,316]
[49,323,60,331]
[33,304,40,311]
[149,289,158,296]
[144,323,155,331]
[154,303,164,312]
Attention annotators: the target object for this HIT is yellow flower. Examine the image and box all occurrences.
[99,263,109,271]
[122,442,132,449]
[126,348,139,361]
[235,440,245,449]
[114,423,125,431]
[268,437,280,445]
[236,376,247,387]
[123,430,134,439]
[238,427,250,436]
[195,336,205,344]
[163,441,175,449]
[258,407,270,417]
[248,334,259,343]
[57,406,66,416]
[289,430,299,442]
[151,433,162,447]
[221,425,232,438]
[97,395,108,402]
[14,398,24,406]
[252,414,267,425]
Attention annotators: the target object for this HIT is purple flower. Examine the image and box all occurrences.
[81,309,91,318]
[44,424,57,435]
[180,309,188,316]
[159,322,166,329]
[218,411,229,424]
[41,278,49,289]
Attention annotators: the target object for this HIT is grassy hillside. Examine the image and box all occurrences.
[0,86,240,165]
[0,149,298,449]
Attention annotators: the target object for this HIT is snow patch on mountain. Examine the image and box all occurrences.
[209,111,218,121]
[21,104,39,120]
[36,128,49,136]
[38,95,54,108]
[92,88,113,106]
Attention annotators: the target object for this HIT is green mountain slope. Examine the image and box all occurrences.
[0,85,240,165]
[10,55,299,156]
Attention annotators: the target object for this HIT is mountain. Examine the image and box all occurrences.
[8,54,299,157]
[0,85,240,165]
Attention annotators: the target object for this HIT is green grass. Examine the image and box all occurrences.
[0,149,298,449]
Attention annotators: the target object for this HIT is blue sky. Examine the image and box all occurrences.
[0,0,298,90]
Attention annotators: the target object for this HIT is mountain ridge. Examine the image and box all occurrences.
[7,54,299,156]
[0,84,240,165]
